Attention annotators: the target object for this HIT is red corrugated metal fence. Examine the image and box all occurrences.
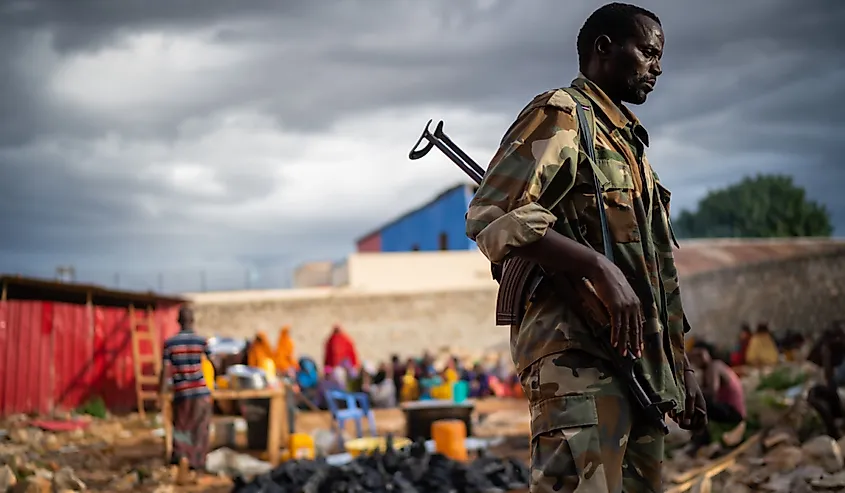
[0,300,180,416]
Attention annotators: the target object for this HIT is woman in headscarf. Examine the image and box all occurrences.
[323,325,359,373]
[367,362,397,408]
[745,323,780,367]
[274,326,298,375]
[400,359,420,402]
[247,331,276,380]
[295,357,320,408]
[317,365,348,410]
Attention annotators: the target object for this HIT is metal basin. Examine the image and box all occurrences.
[226,364,267,391]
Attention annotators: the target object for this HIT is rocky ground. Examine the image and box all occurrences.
[2,364,844,492]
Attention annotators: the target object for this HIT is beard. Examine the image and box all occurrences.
[621,74,654,105]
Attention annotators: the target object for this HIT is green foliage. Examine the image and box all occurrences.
[756,366,807,392]
[75,396,107,419]
[673,174,833,238]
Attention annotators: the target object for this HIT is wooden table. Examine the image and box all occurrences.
[162,386,287,466]
[400,399,475,441]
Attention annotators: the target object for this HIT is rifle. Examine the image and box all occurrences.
[408,117,675,435]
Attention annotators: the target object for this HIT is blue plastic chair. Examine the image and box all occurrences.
[324,389,377,449]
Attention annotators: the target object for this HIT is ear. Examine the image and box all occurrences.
[594,34,613,59]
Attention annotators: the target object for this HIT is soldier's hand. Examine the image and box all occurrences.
[590,257,644,357]
[678,370,708,430]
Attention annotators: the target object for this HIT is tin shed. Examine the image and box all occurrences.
[0,275,184,416]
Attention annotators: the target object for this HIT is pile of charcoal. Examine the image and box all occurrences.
[232,435,529,493]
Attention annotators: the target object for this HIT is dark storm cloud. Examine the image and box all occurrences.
[0,0,843,291]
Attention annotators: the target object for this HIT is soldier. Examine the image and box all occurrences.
[466,3,707,492]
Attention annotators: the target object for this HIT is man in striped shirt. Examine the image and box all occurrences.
[162,305,212,470]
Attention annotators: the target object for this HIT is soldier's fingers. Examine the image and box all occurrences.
[618,311,630,356]
[637,308,645,353]
[627,310,640,357]
[610,311,621,347]
[684,394,696,425]
[631,309,642,357]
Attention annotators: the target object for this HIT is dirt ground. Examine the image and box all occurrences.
[0,398,531,493]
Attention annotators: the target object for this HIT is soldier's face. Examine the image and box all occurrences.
[612,16,664,105]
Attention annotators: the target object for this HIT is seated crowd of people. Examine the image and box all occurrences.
[238,324,523,412]
[689,320,843,451]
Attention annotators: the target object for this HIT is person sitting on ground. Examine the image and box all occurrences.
[400,360,420,402]
[780,329,806,362]
[745,322,780,367]
[442,357,460,384]
[807,323,845,438]
[730,324,753,367]
[390,354,405,398]
[273,325,299,375]
[318,365,348,410]
[365,362,397,408]
[471,362,493,398]
[688,342,747,447]
[294,357,320,409]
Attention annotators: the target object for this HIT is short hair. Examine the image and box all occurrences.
[577,3,661,69]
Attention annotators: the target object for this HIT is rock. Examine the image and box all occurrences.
[719,480,751,493]
[205,448,272,478]
[786,465,826,493]
[41,434,61,452]
[760,474,792,492]
[801,435,844,473]
[12,476,51,493]
[8,428,40,446]
[665,419,692,447]
[110,471,139,491]
[31,469,52,481]
[764,430,797,450]
[67,429,85,441]
[52,467,85,491]
[0,464,17,491]
[810,470,845,489]
[764,445,805,470]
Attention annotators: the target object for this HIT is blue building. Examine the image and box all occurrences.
[356,183,478,253]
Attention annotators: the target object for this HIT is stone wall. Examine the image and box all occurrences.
[679,250,845,346]
[193,287,501,363]
[191,248,845,361]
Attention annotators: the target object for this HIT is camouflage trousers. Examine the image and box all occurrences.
[521,350,664,493]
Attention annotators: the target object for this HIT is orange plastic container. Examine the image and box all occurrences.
[288,433,316,460]
[431,419,468,461]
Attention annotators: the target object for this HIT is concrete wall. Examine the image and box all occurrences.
[292,261,335,288]
[191,286,500,363]
[679,249,845,345]
[344,251,496,292]
[189,243,845,364]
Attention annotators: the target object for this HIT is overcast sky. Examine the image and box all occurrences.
[0,0,842,293]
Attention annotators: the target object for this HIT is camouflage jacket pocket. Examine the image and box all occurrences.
[570,158,640,245]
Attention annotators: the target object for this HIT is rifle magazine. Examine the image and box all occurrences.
[495,257,540,326]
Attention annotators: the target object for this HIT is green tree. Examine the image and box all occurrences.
[673,174,833,239]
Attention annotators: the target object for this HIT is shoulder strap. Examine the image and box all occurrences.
[573,93,615,263]
[534,88,614,262]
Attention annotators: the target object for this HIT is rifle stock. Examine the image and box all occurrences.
[409,119,674,435]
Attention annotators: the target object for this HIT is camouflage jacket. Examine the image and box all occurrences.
[466,75,688,412]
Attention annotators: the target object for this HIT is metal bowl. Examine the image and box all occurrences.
[226,364,268,390]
